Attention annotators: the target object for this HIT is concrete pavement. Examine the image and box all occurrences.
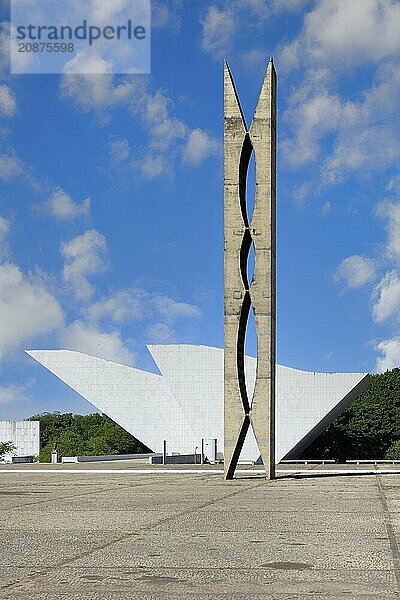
[0,464,399,598]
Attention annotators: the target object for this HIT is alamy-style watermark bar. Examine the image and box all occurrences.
[10,0,151,74]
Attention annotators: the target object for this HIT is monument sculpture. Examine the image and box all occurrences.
[224,59,276,480]
[27,58,370,478]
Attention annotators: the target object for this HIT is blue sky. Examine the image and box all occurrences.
[1,0,400,419]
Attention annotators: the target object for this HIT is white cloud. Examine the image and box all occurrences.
[135,90,219,177]
[335,255,376,289]
[279,3,400,182]
[87,288,201,325]
[376,337,400,373]
[201,5,235,60]
[109,138,131,163]
[60,51,138,113]
[88,0,132,24]
[62,59,217,177]
[0,263,64,362]
[61,229,108,300]
[0,152,24,181]
[376,200,400,263]
[0,149,39,190]
[282,60,400,181]
[61,320,134,365]
[280,0,400,72]
[151,295,201,321]
[146,322,175,343]
[387,174,400,195]
[281,78,342,166]
[373,271,400,323]
[44,188,90,220]
[201,0,308,61]
[0,85,16,118]
[182,128,221,166]
[152,1,182,30]
[88,290,144,323]
[321,200,331,216]
[139,154,170,179]
[0,214,11,260]
[145,90,187,150]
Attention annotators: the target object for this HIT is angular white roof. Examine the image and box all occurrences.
[26,344,368,463]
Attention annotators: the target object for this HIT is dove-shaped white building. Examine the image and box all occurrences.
[26,344,368,463]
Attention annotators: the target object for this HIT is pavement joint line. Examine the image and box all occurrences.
[0,476,268,597]
[376,474,400,593]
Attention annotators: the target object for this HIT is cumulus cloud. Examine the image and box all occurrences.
[279,3,400,182]
[62,54,217,176]
[144,90,187,151]
[376,337,400,373]
[60,320,134,365]
[201,0,308,61]
[60,51,139,115]
[150,295,201,321]
[0,214,11,260]
[387,174,400,195]
[201,5,236,60]
[0,150,39,190]
[108,138,131,163]
[88,290,144,323]
[0,263,64,362]
[132,89,218,178]
[61,229,108,300]
[0,152,24,181]
[0,85,16,117]
[182,129,220,166]
[376,200,400,263]
[334,255,376,289]
[279,0,400,72]
[43,188,90,221]
[87,288,201,325]
[373,271,400,323]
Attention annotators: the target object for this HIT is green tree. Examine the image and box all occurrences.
[301,368,400,460]
[0,441,16,460]
[385,440,400,460]
[29,412,150,462]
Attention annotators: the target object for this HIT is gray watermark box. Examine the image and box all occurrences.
[10,0,151,74]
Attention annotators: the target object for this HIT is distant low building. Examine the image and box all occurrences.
[0,421,40,462]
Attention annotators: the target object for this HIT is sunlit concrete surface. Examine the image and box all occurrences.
[0,464,399,599]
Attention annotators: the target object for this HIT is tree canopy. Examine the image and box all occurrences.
[301,368,400,460]
[28,412,150,463]
[0,441,16,460]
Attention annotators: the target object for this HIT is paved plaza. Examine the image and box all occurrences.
[0,463,400,599]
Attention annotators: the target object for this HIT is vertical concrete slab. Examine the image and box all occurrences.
[224,59,276,480]
[249,59,276,479]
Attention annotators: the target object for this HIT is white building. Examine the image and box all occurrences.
[26,345,369,463]
[0,420,40,462]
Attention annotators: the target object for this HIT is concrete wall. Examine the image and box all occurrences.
[0,420,40,462]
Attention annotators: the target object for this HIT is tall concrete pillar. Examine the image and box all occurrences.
[224,59,276,480]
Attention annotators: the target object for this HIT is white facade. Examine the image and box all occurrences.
[26,345,369,463]
[0,420,40,462]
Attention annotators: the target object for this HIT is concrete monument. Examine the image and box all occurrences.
[224,59,276,480]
